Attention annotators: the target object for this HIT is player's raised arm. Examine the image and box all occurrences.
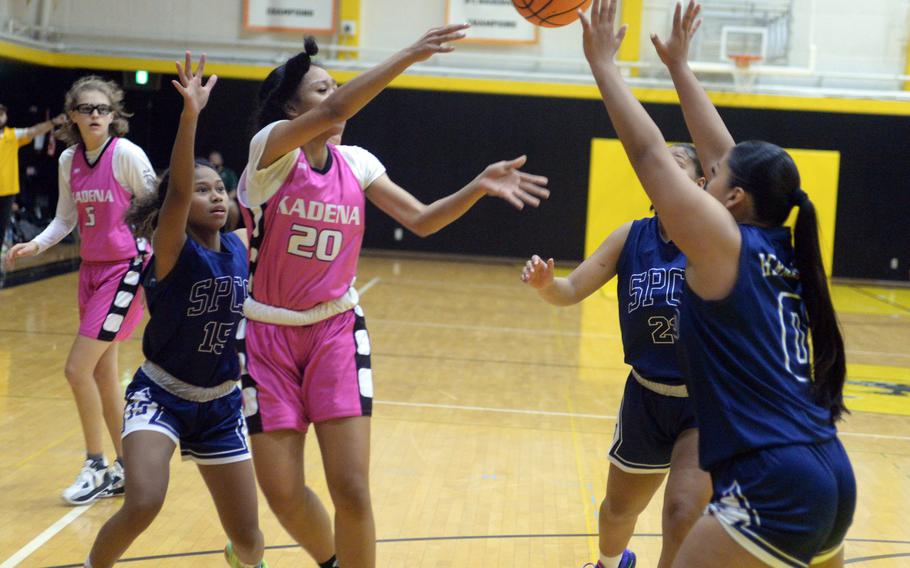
[579,0,740,295]
[153,52,217,280]
[364,155,549,237]
[259,25,469,170]
[651,1,734,178]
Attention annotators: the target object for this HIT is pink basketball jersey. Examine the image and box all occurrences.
[70,138,139,262]
[245,145,365,311]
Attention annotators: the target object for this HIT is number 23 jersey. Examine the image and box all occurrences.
[616,216,687,385]
[240,121,386,311]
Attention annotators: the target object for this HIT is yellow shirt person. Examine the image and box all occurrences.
[0,104,65,254]
[0,125,33,198]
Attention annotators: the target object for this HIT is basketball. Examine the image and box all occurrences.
[511,0,594,28]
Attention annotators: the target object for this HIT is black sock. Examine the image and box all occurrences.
[318,555,338,568]
[86,453,105,468]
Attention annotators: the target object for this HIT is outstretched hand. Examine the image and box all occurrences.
[4,241,39,268]
[521,255,556,289]
[579,0,627,67]
[406,23,470,63]
[651,1,702,68]
[172,52,218,116]
[474,156,550,210]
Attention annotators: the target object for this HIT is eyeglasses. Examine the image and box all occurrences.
[72,104,113,116]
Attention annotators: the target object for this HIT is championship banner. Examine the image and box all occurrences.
[446,0,539,45]
[244,0,337,34]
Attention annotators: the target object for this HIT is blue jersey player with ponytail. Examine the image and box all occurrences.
[580,1,856,567]
[84,53,266,568]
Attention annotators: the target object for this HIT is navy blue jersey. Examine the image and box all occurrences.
[678,224,836,470]
[616,216,687,385]
[142,233,248,388]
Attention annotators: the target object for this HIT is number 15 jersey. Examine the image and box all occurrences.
[240,121,386,311]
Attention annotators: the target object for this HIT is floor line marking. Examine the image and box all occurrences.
[357,277,381,296]
[0,505,94,568]
[374,400,910,441]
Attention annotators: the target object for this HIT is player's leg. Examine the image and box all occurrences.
[658,428,711,568]
[308,307,375,567]
[596,376,671,567]
[597,465,665,566]
[251,430,335,564]
[0,194,14,254]
[94,342,124,452]
[62,334,117,504]
[198,460,265,566]
[244,318,336,565]
[86,431,175,568]
[193,391,265,567]
[316,416,375,568]
[671,516,768,568]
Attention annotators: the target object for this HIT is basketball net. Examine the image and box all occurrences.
[729,54,761,92]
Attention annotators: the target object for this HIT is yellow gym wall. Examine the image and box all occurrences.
[578,138,842,377]
[584,138,840,275]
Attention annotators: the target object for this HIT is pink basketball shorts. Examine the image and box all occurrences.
[240,305,373,434]
[77,254,147,342]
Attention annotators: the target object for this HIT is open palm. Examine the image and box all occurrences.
[651,0,702,67]
[172,52,218,116]
[474,156,550,210]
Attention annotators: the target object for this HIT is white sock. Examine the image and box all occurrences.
[84,557,94,568]
[599,552,622,568]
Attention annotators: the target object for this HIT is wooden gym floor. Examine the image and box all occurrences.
[1,255,908,567]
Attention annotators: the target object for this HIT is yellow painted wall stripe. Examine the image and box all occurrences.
[5,38,910,117]
[617,0,642,77]
[905,37,910,91]
[338,0,360,60]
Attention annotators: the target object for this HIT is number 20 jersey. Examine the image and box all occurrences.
[678,224,836,470]
[244,144,365,311]
[616,216,687,385]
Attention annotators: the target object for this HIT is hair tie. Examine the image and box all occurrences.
[792,189,809,207]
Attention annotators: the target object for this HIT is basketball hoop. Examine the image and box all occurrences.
[728,54,762,91]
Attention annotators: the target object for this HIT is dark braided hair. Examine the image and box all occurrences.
[125,159,218,240]
[253,36,320,133]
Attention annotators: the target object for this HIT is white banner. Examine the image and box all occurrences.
[447,0,538,44]
[244,0,337,34]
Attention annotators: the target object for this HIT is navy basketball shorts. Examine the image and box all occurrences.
[122,369,250,464]
[608,371,697,473]
[707,437,856,567]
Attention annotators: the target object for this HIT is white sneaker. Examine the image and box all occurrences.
[61,459,111,505]
[103,460,125,497]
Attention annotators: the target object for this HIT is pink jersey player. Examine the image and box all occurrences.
[238,31,549,568]
[7,76,156,506]
[70,137,146,263]
[243,143,373,311]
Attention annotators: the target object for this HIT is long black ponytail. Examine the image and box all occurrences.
[792,193,847,421]
[728,141,847,422]
[252,36,319,133]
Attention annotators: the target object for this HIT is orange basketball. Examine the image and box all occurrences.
[512,0,594,28]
